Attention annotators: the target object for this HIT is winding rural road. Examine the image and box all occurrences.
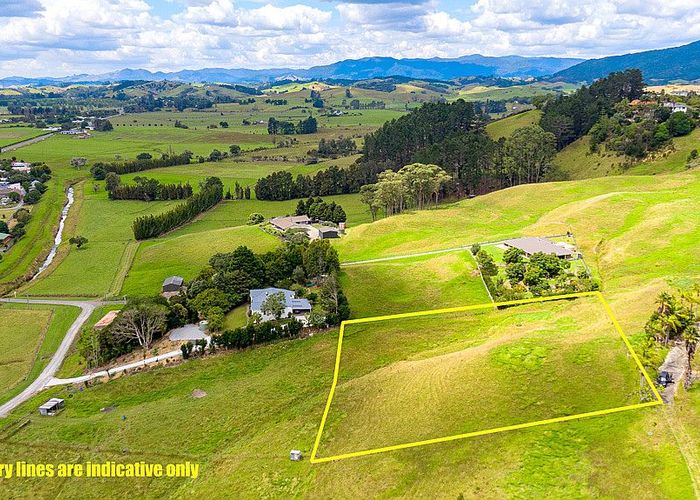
[0,298,119,417]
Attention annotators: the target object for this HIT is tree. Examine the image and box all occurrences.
[137,153,153,160]
[23,190,41,204]
[0,220,8,233]
[476,250,498,277]
[206,306,225,332]
[502,126,557,185]
[191,288,232,316]
[111,305,168,359]
[303,239,340,281]
[261,292,286,320]
[105,172,121,192]
[78,327,103,368]
[71,157,87,169]
[229,144,242,156]
[667,112,695,137]
[69,235,88,249]
[247,213,264,225]
[503,247,525,264]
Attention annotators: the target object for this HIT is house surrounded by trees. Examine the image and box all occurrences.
[249,288,312,323]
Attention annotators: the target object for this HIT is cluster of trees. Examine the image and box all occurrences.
[258,99,562,202]
[590,103,696,158]
[90,151,193,178]
[124,94,214,113]
[132,177,223,240]
[0,208,31,246]
[186,240,348,330]
[295,197,347,223]
[265,99,288,106]
[359,163,451,219]
[644,288,699,388]
[225,181,251,200]
[472,244,598,300]
[106,174,193,201]
[210,319,303,351]
[78,297,194,367]
[348,100,385,110]
[311,137,357,158]
[254,166,360,201]
[267,116,317,135]
[539,70,645,148]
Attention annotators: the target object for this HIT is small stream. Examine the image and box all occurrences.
[32,186,74,281]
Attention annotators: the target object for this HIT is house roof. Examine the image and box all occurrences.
[250,287,312,313]
[163,276,184,287]
[269,215,311,230]
[503,237,574,258]
[94,310,120,329]
[39,398,64,410]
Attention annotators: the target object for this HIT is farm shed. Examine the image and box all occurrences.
[38,398,65,416]
[162,276,184,293]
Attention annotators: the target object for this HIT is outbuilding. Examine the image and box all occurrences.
[162,276,184,294]
[38,398,65,416]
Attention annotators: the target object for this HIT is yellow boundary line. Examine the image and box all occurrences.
[310,291,663,464]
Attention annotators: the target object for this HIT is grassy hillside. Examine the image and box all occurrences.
[555,129,700,180]
[485,109,542,140]
[0,168,698,497]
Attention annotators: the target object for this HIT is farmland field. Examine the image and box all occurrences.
[0,125,46,148]
[0,303,80,404]
[315,296,649,460]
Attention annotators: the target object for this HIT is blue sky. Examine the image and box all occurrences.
[1,0,699,77]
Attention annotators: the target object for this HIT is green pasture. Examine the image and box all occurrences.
[341,251,490,318]
[0,295,694,497]
[319,298,643,460]
[0,125,46,148]
[485,109,542,140]
[0,303,80,404]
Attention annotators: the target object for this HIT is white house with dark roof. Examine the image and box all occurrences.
[249,287,312,323]
[503,237,575,259]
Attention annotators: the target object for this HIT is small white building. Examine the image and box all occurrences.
[663,102,689,113]
[39,398,65,416]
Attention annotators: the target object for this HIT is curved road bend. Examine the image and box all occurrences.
[0,298,119,418]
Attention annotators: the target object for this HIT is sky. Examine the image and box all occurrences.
[1,0,700,77]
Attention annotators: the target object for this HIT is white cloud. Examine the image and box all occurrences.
[1,0,700,77]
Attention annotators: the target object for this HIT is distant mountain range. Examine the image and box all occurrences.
[552,39,700,84]
[0,54,582,87]
[2,40,700,87]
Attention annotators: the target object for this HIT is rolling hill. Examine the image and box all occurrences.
[552,39,700,83]
[0,54,582,86]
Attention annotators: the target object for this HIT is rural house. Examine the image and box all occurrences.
[503,237,575,259]
[249,287,312,323]
[269,215,340,240]
[663,102,689,113]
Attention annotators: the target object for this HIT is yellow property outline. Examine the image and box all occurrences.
[310,291,663,464]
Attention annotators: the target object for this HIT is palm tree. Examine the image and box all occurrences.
[682,325,699,389]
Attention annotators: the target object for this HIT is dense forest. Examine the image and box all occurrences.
[539,69,645,148]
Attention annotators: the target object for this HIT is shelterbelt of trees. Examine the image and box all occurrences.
[132,177,223,240]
